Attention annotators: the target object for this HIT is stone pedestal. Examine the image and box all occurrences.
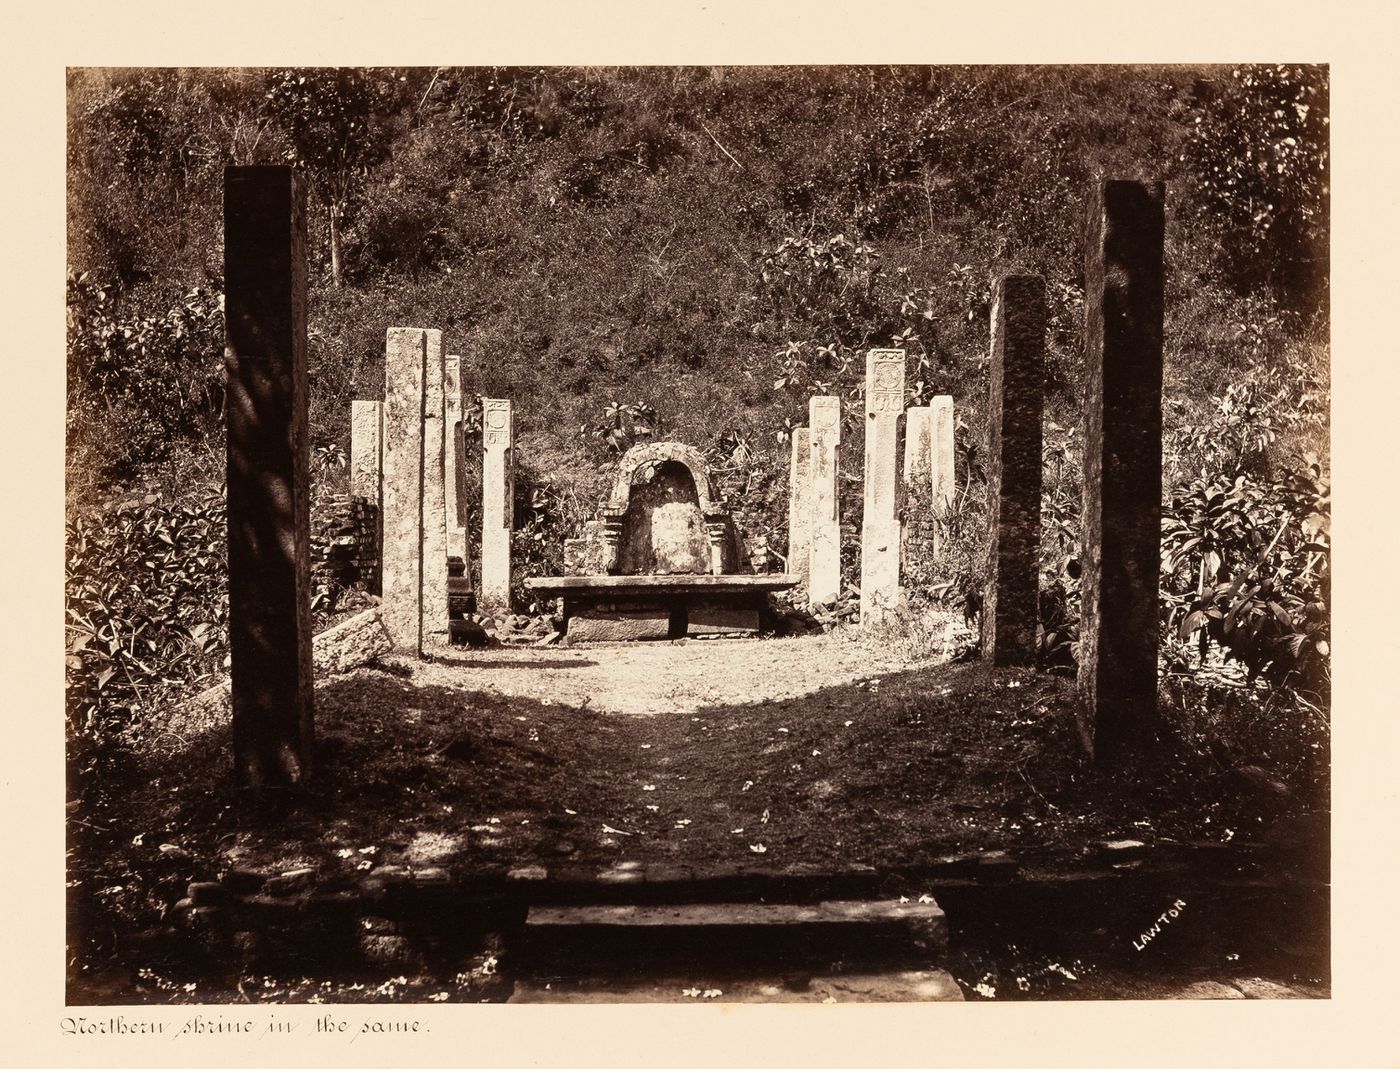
[982,275,1045,667]
[859,350,905,625]
[480,398,514,613]
[787,427,812,594]
[222,166,313,787]
[421,331,449,647]
[525,574,795,643]
[1078,179,1166,760]
[808,396,842,605]
[444,355,469,572]
[382,328,427,653]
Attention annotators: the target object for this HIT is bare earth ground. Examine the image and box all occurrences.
[68,618,1328,1002]
[413,626,958,716]
[77,614,1324,880]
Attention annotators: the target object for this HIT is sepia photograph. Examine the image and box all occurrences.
[61,60,1334,1011]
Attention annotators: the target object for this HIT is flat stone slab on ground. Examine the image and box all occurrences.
[526,898,945,945]
[508,968,963,1003]
[1175,980,1248,1000]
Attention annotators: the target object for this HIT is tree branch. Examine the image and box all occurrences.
[697,118,744,171]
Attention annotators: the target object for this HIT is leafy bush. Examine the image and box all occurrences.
[1161,458,1329,697]
[511,467,589,608]
[1182,64,1329,319]
[66,272,224,478]
[588,400,658,455]
[66,489,229,736]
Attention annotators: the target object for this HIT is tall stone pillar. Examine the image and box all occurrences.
[421,331,449,647]
[223,166,313,787]
[382,328,427,654]
[902,399,956,564]
[808,396,842,605]
[350,398,384,595]
[444,355,469,568]
[903,406,933,487]
[1079,179,1166,760]
[859,349,905,625]
[480,398,514,614]
[901,404,932,571]
[349,400,382,503]
[787,427,812,593]
[931,395,955,518]
[982,274,1045,666]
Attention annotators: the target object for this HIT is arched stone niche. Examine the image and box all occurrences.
[615,459,711,575]
[539,440,793,640]
[561,441,743,576]
[604,443,736,575]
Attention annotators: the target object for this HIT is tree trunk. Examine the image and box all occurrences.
[329,202,343,288]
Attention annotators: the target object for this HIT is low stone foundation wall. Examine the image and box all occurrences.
[153,839,1325,984]
[311,494,380,593]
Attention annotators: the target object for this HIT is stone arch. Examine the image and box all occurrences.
[607,442,717,514]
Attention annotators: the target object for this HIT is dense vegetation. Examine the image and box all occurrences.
[65,65,1329,755]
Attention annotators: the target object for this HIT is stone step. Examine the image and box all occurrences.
[521,897,946,976]
[509,968,964,1003]
[528,898,947,932]
[506,861,893,905]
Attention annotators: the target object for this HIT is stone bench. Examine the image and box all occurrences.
[525,574,797,642]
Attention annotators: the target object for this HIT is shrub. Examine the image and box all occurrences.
[66,272,225,480]
[1161,458,1329,698]
[66,488,229,737]
[1181,64,1329,319]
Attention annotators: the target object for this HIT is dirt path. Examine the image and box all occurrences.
[404,617,972,715]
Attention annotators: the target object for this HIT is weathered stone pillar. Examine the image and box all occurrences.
[787,427,812,593]
[901,404,932,571]
[808,396,842,605]
[480,398,514,613]
[349,400,382,503]
[860,349,905,625]
[350,398,384,595]
[982,274,1045,666]
[421,331,449,647]
[444,355,469,568]
[931,394,955,518]
[222,166,313,787]
[903,406,933,486]
[381,328,427,654]
[1079,179,1166,760]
